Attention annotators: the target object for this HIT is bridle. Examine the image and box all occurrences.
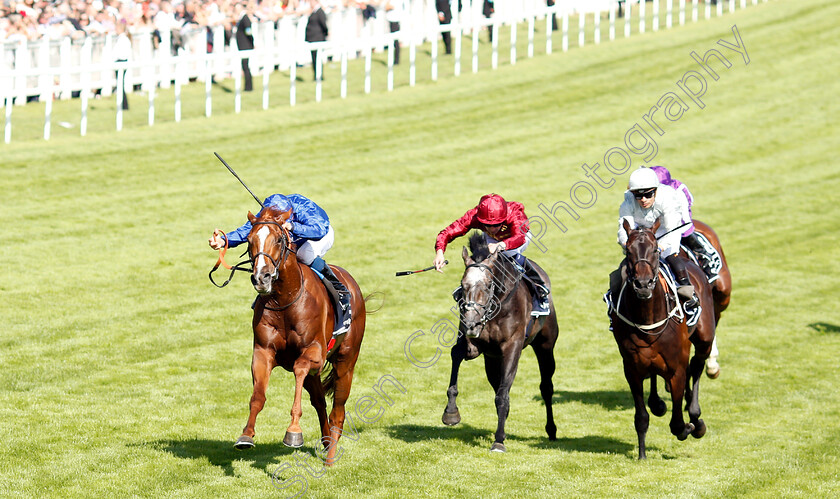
[615,230,682,335]
[249,220,306,311]
[460,257,521,330]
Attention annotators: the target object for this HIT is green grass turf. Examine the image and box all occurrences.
[1,0,839,497]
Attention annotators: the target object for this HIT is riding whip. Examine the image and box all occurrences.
[655,222,691,240]
[396,261,448,276]
[213,152,264,207]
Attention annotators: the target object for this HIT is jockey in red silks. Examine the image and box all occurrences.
[433,193,550,316]
[649,166,722,279]
[208,193,351,334]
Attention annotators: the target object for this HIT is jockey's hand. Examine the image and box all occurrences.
[434,249,447,273]
[209,229,225,250]
[488,241,506,254]
[438,12,445,22]
[282,221,293,231]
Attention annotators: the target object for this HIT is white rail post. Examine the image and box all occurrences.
[15,39,29,106]
[562,12,568,51]
[341,49,348,98]
[80,38,92,137]
[4,95,11,143]
[116,66,124,131]
[43,75,52,140]
[594,10,600,45]
[693,0,699,22]
[640,0,646,34]
[625,2,632,38]
[410,40,416,85]
[160,30,172,88]
[235,60,242,113]
[716,1,723,17]
[666,0,673,29]
[729,0,735,13]
[610,4,616,41]
[546,8,553,54]
[315,49,322,102]
[680,0,686,25]
[365,45,373,91]
[510,20,517,65]
[387,40,395,90]
[705,1,711,20]
[38,40,50,104]
[653,0,659,32]
[527,15,534,57]
[454,24,462,75]
[205,57,212,117]
[578,11,584,47]
[148,65,156,126]
[431,34,438,81]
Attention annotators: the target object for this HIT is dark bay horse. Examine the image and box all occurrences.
[610,220,716,459]
[442,233,559,452]
[683,219,732,378]
[233,206,366,465]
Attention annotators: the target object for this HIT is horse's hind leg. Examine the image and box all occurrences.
[687,341,712,438]
[236,346,275,449]
[705,337,720,379]
[622,362,649,460]
[648,376,667,417]
[303,374,330,444]
[531,336,557,440]
[442,334,469,426]
[325,365,356,466]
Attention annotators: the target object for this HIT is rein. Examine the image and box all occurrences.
[209,230,254,288]
[614,264,684,336]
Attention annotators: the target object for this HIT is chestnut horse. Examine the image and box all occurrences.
[610,220,715,459]
[442,233,559,452]
[233,206,366,465]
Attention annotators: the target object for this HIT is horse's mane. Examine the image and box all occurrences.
[468,232,518,282]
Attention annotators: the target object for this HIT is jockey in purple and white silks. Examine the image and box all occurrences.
[616,167,699,309]
[650,166,722,279]
[209,193,351,334]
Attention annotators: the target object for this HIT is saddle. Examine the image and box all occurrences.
[309,267,350,358]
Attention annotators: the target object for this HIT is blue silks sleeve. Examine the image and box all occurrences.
[287,194,330,241]
[223,220,253,248]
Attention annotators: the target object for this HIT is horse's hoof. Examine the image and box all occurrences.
[490,442,506,453]
[442,409,461,426]
[706,361,720,379]
[691,419,707,439]
[676,423,695,441]
[649,399,667,417]
[234,435,255,450]
[546,424,557,441]
[283,431,304,448]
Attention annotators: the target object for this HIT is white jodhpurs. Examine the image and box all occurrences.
[296,226,335,265]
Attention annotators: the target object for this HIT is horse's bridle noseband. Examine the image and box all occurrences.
[461,263,497,328]
[249,220,295,281]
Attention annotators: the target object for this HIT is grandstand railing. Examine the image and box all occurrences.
[1,0,766,143]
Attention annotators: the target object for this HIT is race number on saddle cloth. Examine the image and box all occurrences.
[610,168,700,323]
[650,166,722,280]
[217,193,352,336]
[434,193,551,317]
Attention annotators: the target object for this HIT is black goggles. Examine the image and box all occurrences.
[632,188,657,200]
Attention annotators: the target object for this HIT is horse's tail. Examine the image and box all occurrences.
[363,291,385,314]
[322,362,337,399]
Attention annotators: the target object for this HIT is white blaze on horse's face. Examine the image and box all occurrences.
[254,225,271,276]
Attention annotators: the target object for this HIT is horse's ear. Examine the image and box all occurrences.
[272,208,292,223]
[652,219,661,233]
[622,219,632,235]
[462,246,473,265]
[247,211,257,224]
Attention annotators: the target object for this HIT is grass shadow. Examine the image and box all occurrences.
[808,322,840,333]
[386,423,632,455]
[144,438,302,477]
[534,389,634,411]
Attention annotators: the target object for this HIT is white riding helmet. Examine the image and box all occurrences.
[627,167,660,191]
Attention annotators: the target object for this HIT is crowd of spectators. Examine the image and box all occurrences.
[0,0,384,46]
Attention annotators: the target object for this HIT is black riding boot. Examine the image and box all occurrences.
[313,258,352,334]
[521,258,551,317]
[665,254,698,307]
[682,232,722,278]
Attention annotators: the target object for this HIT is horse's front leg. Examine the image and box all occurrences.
[303,374,330,444]
[648,376,667,417]
[667,368,694,441]
[488,342,524,452]
[235,345,275,449]
[442,333,469,426]
[622,361,649,459]
[284,344,324,448]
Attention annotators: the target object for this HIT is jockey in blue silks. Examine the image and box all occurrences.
[209,193,351,334]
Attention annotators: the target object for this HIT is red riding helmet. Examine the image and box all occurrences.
[476,194,508,225]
